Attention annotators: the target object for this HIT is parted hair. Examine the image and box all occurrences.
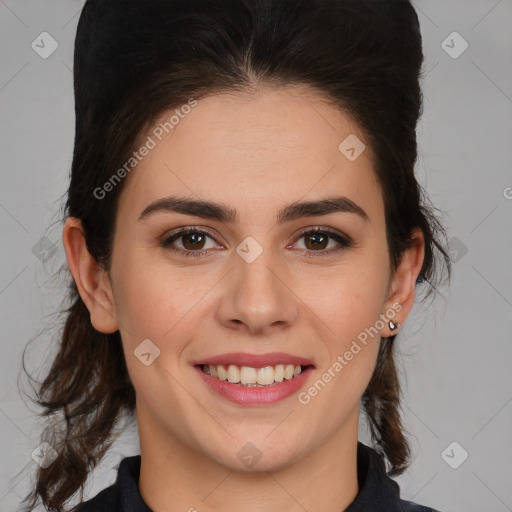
[21,0,451,510]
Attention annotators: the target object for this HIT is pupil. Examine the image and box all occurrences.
[184,233,204,250]
[306,233,327,250]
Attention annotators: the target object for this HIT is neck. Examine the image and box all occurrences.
[137,407,360,512]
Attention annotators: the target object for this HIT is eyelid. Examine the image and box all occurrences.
[160,226,222,248]
[160,225,354,257]
[290,225,353,245]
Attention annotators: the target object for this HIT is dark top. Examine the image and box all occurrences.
[74,442,440,512]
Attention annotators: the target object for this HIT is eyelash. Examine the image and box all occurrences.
[160,226,353,259]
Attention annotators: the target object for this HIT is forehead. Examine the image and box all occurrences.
[116,86,384,227]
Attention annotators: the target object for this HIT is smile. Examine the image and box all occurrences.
[192,352,316,405]
[201,363,306,387]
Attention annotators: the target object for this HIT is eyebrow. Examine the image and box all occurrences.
[137,195,369,224]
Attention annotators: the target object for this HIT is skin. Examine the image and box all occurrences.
[63,85,424,512]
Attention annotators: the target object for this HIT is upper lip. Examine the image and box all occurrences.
[192,352,315,368]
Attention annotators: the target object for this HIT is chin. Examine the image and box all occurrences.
[208,438,305,473]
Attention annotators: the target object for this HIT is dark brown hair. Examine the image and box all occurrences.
[21,0,451,510]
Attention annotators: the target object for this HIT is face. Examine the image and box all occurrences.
[104,86,404,471]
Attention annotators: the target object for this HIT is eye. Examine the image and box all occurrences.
[289,227,353,257]
[160,227,219,258]
[160,226,353,258]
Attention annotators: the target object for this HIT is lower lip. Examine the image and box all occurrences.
[195,366,314,406]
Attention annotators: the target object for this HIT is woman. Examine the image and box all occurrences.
[22,0,451,511]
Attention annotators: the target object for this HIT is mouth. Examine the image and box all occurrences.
[197,363,314,387]
[192,352,316,406]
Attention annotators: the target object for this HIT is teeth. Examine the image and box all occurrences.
[203,363,305,386]
[227,365,240,383]
[256,366,274,385]
[284,364,294,380]
[217,365,227,380]
[240,366,257,385]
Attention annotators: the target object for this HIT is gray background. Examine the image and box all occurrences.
[1,1,511,511]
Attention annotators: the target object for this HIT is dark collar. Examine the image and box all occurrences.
[77,442,438,512]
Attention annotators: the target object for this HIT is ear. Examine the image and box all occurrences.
[381,228,425,337]
[62,217,119,333]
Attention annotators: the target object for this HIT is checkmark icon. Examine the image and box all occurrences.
[338,134,365,161]
[31,31,58,59]
[441,31,468,59]
[441,441,469,469]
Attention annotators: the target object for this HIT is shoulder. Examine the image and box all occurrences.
[72,483,118,512]
[400,498,442,512]
[349,442,442,512]
[72,455,146,512]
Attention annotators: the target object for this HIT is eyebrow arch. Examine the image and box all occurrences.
[137,195,369,224]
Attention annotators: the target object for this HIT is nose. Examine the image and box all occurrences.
[215,245,299,336]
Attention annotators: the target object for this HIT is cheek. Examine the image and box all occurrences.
[110,250,186,342]
[302,258,389,348]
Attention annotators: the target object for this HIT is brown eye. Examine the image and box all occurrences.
[303,231,330,251]
[161,227,219,258]
[180,231,207,250]
[292,227,353,257]
[160,226,353,259]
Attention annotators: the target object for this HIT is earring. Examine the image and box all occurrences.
[388,320,400,331]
